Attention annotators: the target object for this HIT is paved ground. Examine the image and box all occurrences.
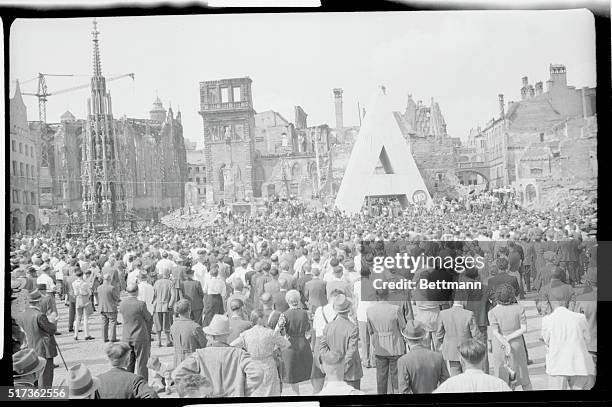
[49,291,547,397]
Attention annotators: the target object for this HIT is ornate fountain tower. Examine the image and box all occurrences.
[81,19,124,230]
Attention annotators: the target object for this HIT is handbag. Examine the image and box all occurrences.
[498,348,517,389]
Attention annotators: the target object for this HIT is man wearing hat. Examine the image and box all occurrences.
[397,320,449,394]
[15,289,58,386]
[318,294,363,392]
[13,349,47,388]
[172,314,256,397]
[65,364,101,399]
[120,283,153,381]
[574,269,597,368]
[37,283,60,335]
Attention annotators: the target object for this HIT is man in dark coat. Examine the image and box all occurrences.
[170,299,207,367]
[98,273,121,342]
[119,283,153,381]
[537,267,577,315]
[398,320,449,393]
[487,258,520,306]
[303,267,327,314]
[296,262,313,307]
[319,294,363,390]
[180,269,205,326]
[271,278,289,313]
[16,289,58,386]
[96,342,159,398]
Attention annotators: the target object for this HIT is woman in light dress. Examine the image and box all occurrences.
[230,309,290,396]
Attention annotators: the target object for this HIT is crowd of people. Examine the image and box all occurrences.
[10,193,597,398]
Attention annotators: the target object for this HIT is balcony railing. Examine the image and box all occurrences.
[201,101,251,111]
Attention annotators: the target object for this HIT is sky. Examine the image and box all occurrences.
[10,10,596,148]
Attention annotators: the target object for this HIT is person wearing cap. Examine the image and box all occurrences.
[318,293,362,392]
[98,273,121,343]
[433,338,511,393]
[397,320,449,393]
[120,283,153,381]
[15,289,58,387]
[96,342,159,398]
[170,299,208,366]
[13,349,46,388]
[64,363,101,399]
[172,314,256,397]
[367,288,406,394]
[541,297,595,390]
[318,350,365,395]
[573,269,597,368]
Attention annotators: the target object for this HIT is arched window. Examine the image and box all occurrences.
[281,133,288,147]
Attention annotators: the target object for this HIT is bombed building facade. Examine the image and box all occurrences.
[466,63,597,205]
[199,77,333,204]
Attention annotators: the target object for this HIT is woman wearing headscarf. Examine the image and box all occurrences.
[278,289,313,395]
[230,309,291,396]
[488,284,532,390]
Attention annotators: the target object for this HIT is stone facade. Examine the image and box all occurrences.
[10,81,40,233]
[467,64,597,204]
[199,77,256,204]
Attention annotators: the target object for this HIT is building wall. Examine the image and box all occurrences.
[200,77,257,203]
[187,148,207,202]
[10,84,40,233]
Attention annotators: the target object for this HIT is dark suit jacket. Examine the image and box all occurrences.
[96,367,158,398]
[296,274,313,306]
[16,306,57,359]
[119,296,153,342]
[180,279,204,311]
[170,316,208,366]
[319,315,363,381]
[272,290,289,313]
[98,281,120,312]
[434,305,481,361]
[304,278,327,313]
[487,273,520,305]
[39,292,58,316]
[398,345,449,394]
[536,278,577,315]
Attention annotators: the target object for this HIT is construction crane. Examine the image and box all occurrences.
[21,72,135,166]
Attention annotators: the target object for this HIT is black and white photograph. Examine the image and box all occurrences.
[5,4,603,401]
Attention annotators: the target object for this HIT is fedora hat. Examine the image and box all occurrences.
[28,289,42,303]
[401,320,427,340]
[13,349,46,377]
[202,315,231,336]
[332,294,352,314]
[66,364,100,399]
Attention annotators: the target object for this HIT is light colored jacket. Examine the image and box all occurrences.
[541,306,595,376]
